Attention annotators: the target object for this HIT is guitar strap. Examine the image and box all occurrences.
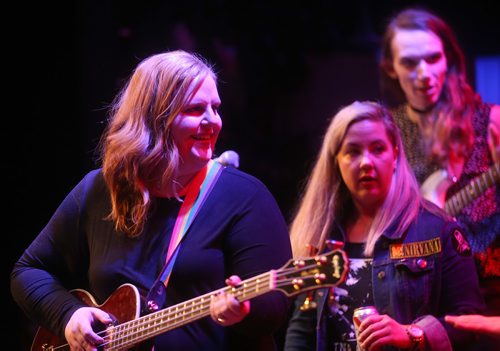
[146,159,224,312]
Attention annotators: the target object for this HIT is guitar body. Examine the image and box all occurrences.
[420,169,452,209]
[30,249,349,350]
[421,163,500,216]
[31,283,143,351]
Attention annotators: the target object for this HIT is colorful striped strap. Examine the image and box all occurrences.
[159,159,223,287]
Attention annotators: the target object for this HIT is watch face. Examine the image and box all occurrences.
[409,325,424,339]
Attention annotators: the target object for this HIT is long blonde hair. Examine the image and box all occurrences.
[98,50,216,237]
[290,101,421,257]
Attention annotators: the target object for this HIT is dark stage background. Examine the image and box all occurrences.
[7,1,499,349]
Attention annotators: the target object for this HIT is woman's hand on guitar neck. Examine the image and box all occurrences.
[210,275,250,326]
[64,306,113,350]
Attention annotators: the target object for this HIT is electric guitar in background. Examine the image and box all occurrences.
[421,163,500,217]
[31,249,349,351]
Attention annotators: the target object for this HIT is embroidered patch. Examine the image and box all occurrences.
[390,237,441,259]
[451,229,471,256]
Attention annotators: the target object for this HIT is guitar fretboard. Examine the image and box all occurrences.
[31,250,348,351]
[444,163,500,216]
[107,271,274,349]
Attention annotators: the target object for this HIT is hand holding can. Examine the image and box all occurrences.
[353,306,379,351]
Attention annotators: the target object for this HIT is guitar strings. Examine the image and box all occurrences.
[445,163,499,216]
[94,262,325,349]
[47,258,333,350]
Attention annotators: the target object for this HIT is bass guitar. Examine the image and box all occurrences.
[31,248,349,351]
[421,163,500,216]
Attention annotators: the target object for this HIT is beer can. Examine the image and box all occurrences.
[353,306,379,351]
[353,306,379,328]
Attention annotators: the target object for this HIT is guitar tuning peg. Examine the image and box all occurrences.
[293,259,306,268]
[316,255,328,265]
[292,278,305,290]
[325,240,344,250]
[299,291,317,311]
[314,273,326,284]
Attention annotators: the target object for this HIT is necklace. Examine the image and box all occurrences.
[408,104,432,114]
[405,104,435,137]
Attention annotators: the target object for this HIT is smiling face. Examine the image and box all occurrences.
[171,75,222,178]
[337,119,398,212]
[388,28,448,111]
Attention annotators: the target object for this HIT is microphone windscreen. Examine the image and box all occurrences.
[215,150,240,168]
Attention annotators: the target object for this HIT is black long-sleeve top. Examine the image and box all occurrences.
[11,167,293,350]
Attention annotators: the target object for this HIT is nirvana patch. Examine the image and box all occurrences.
[390,237,441,259]
[451,229,472,256]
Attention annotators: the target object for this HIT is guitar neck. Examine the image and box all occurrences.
[108,271,274,349]
[444,163,500,216]
[31,249,348,351]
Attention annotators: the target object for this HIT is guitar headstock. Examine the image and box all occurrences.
[274,249,349,297]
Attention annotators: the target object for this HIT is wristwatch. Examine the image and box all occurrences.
[406,324,424,349]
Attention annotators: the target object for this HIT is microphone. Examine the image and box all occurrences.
[214,150,240,168]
